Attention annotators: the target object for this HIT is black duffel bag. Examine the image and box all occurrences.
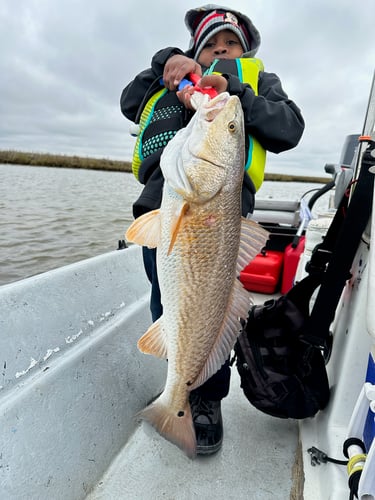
[233,274,331,419]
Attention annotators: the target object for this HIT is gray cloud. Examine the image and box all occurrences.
[1,0,374,175]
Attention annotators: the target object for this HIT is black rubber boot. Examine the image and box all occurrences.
[189,393,223,455]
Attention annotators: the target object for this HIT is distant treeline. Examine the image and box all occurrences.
[0,150,330,183]
[0,150,132,172]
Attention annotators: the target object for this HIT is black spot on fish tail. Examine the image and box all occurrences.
[139,398,196,458]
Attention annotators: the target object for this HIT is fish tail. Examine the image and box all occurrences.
[138,396,196,458]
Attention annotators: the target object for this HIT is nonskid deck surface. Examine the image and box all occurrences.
[86,369,299,500]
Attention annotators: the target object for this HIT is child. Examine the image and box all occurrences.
[121,4,304,455]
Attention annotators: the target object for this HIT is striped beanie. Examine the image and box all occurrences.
[185,4,261,61]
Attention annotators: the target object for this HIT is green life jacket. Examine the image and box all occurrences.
[131,89,185,181]
[131,57,266,192]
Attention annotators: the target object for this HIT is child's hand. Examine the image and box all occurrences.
[199,75,228,94]
[176,85,196,110]
[176,74,229,110]
[163,55,202,90]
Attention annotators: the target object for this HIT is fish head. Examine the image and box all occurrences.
[160,92,245,203]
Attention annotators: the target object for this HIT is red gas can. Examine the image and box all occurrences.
[281,236,306,294]
[239,250,284,294]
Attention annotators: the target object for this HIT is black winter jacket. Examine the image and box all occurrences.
[121,47,305,218]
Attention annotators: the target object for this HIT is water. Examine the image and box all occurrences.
[0,164,142,286]
[0,164,328,286]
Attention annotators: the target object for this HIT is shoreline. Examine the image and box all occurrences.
[0,150,331,184]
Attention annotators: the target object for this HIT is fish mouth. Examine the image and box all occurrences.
[202,92,230,122]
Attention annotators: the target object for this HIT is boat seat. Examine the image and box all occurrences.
[252,199,300,226]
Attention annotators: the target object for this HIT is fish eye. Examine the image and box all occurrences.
[228,121,236,132]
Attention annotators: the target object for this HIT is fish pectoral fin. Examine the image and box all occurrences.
[189,279,252,390]
[137,318,168,358]
[125,209,161,248]
[167,201,189,255]
[236,217,269,274]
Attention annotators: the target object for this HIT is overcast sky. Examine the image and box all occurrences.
[1,0,374,175]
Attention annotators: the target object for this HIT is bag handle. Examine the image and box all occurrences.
[301,139,375,351]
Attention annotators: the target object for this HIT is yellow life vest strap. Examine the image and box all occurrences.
[207,58,266,192]
[131,88,167,180]
[234,57,263,94]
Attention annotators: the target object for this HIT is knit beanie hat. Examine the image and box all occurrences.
[185,4,261,61]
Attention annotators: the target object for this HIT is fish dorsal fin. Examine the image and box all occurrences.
[189,279,252,390]
[168,201,189,255]
[125,209,161,248]
[137,317,168,359]
[236,217,269,273]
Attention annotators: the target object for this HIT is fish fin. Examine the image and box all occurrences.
[137,318,168,359]
[168,201,189,255]
[190,279,252,390]
[138,395,196,459]
[125,209,161,248]
[236,218,269,273]
[192,219,267,385]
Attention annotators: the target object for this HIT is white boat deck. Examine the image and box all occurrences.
[86,368,300,500]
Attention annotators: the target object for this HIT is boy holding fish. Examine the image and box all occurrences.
[121,4,304,456]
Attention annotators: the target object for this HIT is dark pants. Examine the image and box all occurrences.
[142,246,231,400]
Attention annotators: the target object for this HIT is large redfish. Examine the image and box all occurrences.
[126,92,268,458]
